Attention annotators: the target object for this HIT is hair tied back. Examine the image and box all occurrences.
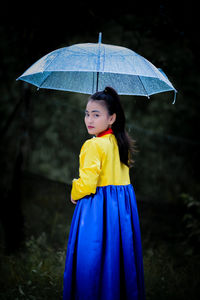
[90,85,135,167]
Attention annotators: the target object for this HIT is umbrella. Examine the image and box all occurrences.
[17,33,177,103]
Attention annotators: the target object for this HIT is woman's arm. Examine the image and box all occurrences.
[71,139,102,201]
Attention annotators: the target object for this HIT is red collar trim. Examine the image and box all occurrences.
[97,128,113,137]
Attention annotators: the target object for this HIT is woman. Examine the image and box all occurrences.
[63,86,145,300]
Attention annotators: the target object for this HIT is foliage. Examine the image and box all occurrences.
[180,193,200,255]
[0,175,72,299]
[28,90,88,183]
[143,245,200,300]
[0,234,65,300]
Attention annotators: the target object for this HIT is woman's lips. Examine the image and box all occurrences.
[88,126,94,129]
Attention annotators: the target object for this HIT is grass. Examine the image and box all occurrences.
[0,234,65,300]
[143,244,199,300]
[0,173,200,299]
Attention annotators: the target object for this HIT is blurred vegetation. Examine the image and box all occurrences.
[0,175,72,300]
[180,193,200,255]
[0,2,200,299]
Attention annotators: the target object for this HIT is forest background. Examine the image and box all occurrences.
[0,1,200,299]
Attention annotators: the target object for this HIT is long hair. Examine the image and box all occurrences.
[89,86,135,167]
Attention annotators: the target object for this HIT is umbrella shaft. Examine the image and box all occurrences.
[96,72,99,92]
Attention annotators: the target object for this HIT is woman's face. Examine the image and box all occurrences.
[85,100,116,136]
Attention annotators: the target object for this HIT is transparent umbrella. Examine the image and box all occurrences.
[17,33,177,103]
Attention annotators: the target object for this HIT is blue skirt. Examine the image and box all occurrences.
[63,184,145,300]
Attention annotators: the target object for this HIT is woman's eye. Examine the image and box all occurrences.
[95,114,99,117]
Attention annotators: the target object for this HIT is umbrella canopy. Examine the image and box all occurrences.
[17,33,177,103]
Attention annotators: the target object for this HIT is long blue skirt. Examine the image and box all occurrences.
[63,184,145,300]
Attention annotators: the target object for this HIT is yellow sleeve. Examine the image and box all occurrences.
[71,139,102,200]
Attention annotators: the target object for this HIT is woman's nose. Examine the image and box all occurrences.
[88,116,93,123]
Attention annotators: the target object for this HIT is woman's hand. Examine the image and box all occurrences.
[71,196,77,205]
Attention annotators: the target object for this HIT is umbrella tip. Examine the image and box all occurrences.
[98,32,102,44]
[172,90,177,104]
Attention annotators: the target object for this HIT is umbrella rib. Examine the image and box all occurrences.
[37,50,65,89]
[137,75,150,98]
[67,44,106,57]
[43,51,63,72]
[37,72,52,89]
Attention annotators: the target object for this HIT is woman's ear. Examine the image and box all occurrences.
[109,113,116,125]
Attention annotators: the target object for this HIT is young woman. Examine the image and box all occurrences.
[63,87,145,300]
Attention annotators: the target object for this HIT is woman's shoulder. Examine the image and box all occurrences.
[81,136,110,152]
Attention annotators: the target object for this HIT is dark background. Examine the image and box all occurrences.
[0,1,200,299]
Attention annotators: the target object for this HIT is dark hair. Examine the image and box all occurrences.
[89,86,135,167]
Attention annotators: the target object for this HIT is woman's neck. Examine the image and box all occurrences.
[97,128,113,137]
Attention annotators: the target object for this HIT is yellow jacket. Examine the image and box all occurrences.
[71,133,130,201]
